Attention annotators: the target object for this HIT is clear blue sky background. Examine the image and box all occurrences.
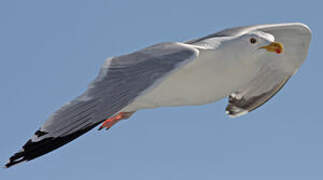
[1,0,322,179]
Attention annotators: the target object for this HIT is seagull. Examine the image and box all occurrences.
[5,23,311,168]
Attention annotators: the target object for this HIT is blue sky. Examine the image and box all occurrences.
[1,0,322,179]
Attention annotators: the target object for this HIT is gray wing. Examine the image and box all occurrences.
[207,23,311,117]
[225,66,292,117]
[6,42,198,168]
[187,22,310,44]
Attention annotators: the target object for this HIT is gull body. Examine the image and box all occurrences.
[125,31,277,111]
[124,41,259,111]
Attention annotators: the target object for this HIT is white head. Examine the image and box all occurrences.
[219,31,284,62]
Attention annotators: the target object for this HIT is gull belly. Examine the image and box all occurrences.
[124,47,260,111]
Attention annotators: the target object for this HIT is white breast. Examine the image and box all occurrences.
[124,47,259,112]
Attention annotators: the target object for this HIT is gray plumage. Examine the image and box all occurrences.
[41,42,196,138]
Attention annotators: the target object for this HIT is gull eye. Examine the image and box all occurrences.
[250,38,257,44]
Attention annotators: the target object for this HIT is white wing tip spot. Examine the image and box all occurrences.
[226,109,248,118]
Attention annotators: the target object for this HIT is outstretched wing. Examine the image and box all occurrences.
[225,66,292,117]
[6,42,199,168]
[187,23,311,44]
[217,23,312,117]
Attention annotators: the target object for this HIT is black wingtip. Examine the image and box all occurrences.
[5,121,102,168]
[4,150,27,168]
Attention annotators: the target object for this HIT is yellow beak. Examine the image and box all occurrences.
[259,41,284,54]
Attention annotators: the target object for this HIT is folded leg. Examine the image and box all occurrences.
[98,111,135,131]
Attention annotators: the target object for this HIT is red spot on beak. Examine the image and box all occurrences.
[276,49,281,54]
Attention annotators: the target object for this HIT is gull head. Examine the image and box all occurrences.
[224,31,284,59]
